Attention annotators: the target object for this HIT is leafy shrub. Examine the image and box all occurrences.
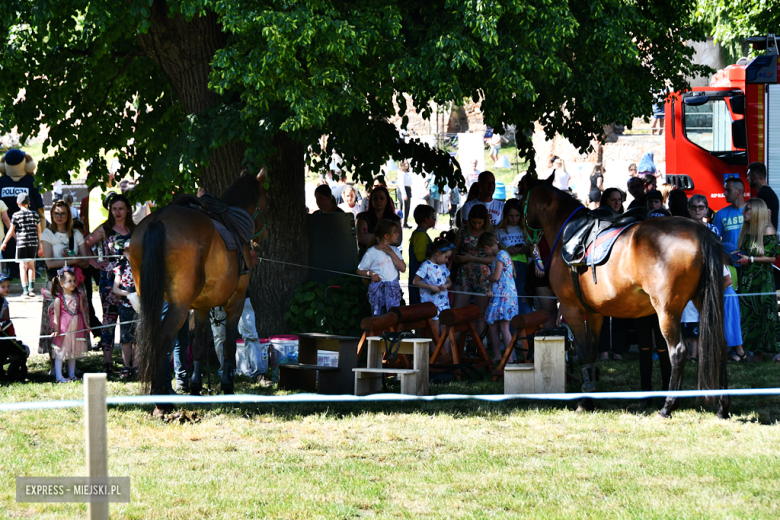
[284,275,371,336]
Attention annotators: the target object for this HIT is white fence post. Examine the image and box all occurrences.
[84,373,109,520]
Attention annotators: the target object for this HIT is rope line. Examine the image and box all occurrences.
[1,388,779,412]
[257,256,780,300]
[0,254,123,263]
[1,320,139,342]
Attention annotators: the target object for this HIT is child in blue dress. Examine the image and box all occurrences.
[413,237,454,354]
[480,233,519,362]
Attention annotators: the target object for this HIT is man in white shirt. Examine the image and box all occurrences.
[465,159,481,190]
[461,171,504,227]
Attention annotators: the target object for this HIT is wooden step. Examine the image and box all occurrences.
[279,363,339,372]
[353,368,417,375]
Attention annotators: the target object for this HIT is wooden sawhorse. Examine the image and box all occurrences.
[429,305,491,370]
[491,310,549,381]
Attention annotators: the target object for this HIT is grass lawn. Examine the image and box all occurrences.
[1,349,779,519]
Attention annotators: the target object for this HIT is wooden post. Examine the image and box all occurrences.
[534,336,566,394]
[85,373,109,520]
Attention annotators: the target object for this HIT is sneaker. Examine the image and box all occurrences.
[22,292,31,299]
[28,289,35,297]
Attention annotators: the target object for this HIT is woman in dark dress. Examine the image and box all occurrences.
[356,186,402,260]
[588,163,604,209]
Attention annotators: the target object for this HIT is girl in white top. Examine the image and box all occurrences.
[357,219,406,315]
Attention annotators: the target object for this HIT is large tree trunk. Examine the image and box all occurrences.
[249,133,309,337]
[136,1,244,193]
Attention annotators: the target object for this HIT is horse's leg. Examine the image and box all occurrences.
[559,303,594,412]
[189,309,210,396]
[220,294,245,395]
[656,310,685,418]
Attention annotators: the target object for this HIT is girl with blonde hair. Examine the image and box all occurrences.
[736,198,780,361]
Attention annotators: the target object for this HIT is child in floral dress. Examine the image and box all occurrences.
[413,237,454,354]
[480,233,519,362]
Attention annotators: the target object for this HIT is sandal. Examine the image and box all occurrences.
[731,352,748,363]
[119,367,131,379]
[56,377,71,383]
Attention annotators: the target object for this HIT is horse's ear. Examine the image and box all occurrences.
[544,175,554,187]
[257,166,267,184]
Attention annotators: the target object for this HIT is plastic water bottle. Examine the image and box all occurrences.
[532,245,545,271]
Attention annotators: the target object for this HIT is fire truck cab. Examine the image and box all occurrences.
[665,34,780,210]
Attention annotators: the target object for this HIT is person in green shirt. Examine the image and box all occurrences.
[408,204,436,305]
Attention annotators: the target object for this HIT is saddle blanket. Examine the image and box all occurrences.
[213,220,242,252]
[581,223,637,266]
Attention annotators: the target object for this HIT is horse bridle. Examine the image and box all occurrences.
[523,195,544,246]
[250,207,267,241]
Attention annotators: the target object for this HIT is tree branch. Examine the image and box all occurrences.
[96,51,142,115]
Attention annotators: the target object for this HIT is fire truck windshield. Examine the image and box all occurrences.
[683,97,743,156]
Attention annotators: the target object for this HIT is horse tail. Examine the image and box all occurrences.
[697,226,726,394]
[137,218,167,391]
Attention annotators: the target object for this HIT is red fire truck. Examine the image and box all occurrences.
[665,34,779,210]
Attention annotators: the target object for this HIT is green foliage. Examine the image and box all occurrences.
[284,275,370,336]
[696,0,780,60]
[0,0,711,199]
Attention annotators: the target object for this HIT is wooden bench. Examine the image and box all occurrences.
[353,336,431,395]
[278,333,360,394]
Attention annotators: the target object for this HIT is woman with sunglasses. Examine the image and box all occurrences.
[38,201,90,375]
[85,192,135,375]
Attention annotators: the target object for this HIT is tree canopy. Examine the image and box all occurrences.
[697,0,780,57]
[0,0,710,198]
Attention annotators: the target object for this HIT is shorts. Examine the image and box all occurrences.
[16,244,37,263]
[681,322,699,339]
[490,144,500,155]
[118,305,138,344]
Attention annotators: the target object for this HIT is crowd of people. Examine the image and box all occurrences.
[0,155,269,388]
[2,146,780,391]
[351,158,780,390]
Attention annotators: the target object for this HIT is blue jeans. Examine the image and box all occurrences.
[162,302,189,390]
[513,260,534,315]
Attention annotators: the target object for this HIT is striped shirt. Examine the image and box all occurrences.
[11,209,40,247]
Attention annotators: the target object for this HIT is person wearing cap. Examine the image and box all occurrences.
[1,193,41,296]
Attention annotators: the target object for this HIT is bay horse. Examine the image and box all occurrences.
[520,178,728,419]
[130,169,268,413]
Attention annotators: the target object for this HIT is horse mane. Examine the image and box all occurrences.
[524,176,583,213]
[221,172,262,209]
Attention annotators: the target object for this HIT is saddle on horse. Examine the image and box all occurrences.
[560,206,647,311]
[171,193,255,275]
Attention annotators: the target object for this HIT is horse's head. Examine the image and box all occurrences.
[522,178,578,245]
[250,166,269,247]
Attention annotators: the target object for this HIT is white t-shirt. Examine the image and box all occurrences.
[461,199,505,227]
[358,245,402,281]
[496,225,527,261]
[70,206,80,221]
[0,200,7,236]
[411,172,429,201]
[552,171,570,191]
[41,228,85,258]
[398,169,412,188]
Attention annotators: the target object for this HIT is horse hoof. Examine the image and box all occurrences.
[221,384,234,395]
[655,410,672,420]
[189,383,202,396]
[575,398,595,413]
[716,410,730,420]
[153,404,174,418]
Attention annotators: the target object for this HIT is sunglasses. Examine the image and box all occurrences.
[53,212,68,217]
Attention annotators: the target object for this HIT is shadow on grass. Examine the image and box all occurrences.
[6,349,780,425]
